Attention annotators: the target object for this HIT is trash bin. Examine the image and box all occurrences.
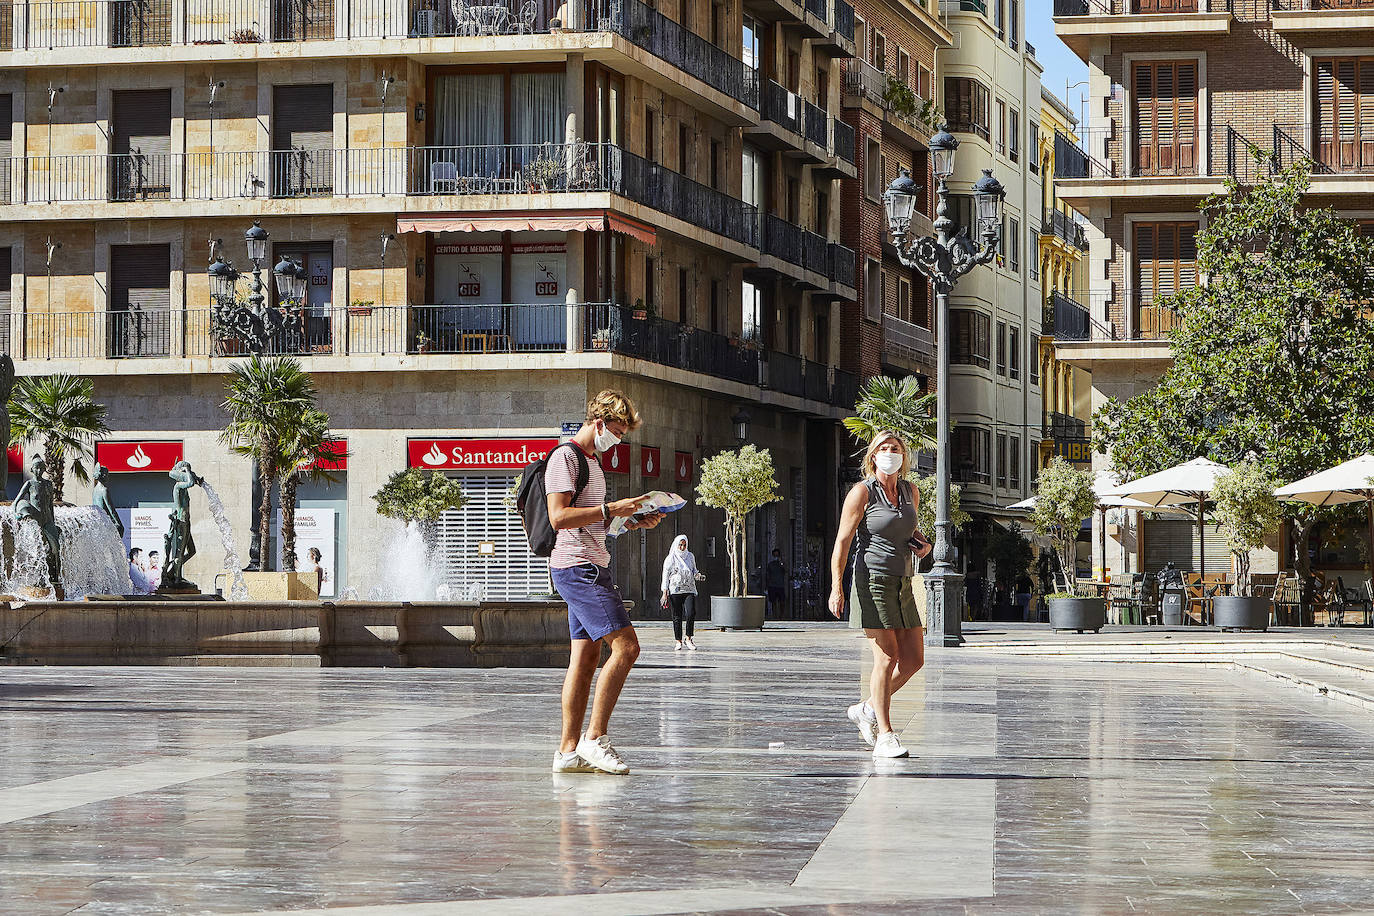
[1161,587,1185,626]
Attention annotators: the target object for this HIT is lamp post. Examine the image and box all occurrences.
[207,221,308,354]
[882,124,1005,648]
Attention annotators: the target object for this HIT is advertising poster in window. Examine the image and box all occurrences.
[274,508,338,597]
[118,507,170,591]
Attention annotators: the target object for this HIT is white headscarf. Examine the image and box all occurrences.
[662,535,699,592]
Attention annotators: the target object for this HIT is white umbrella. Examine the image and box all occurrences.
[1274,454,1374,583]
[1107,458,1233,578]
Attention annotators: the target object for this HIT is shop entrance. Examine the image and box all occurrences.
[434,474,550,599]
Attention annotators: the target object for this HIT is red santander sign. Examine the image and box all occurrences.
[641,446,660,478]
[310,439,348,472]
[407,438,558,471]
[600,442,630,475]
[96,441,184,473]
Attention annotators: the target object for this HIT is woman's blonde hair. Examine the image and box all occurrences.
[586,388,641,430]
[861,430,909,479]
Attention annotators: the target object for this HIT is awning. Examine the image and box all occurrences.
[397,210,656,246]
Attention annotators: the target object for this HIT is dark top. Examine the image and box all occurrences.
[765,559,787,589]
[856,477,916,578]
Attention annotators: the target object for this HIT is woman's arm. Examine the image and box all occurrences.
[661,552,675,594]
[828,484,870,617]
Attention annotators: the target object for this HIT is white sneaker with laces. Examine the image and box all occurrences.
[552,750,596,773]
[576,734,630,775]
[873,732,909,759]
[674,640,683,651]
[847,702,878,747]
[684,637,697,650]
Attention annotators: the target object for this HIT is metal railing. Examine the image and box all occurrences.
[804,0,825,18]
[804,101,828,149]
[833,119,856,164]
[1052,0,1229,12]
[760,214,802,267]
[761,79,805,136]
[829,243,855,287]
[767,350,805,398]
[1042,207,1087,250]
[843,58,887,101]
[1047,291,1091,341]
[589,303,761,386]
[4,0,759,109]
[882,312,935,364]
[832,368,857,409]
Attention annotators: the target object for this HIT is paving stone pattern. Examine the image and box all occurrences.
[2,624,1374,913]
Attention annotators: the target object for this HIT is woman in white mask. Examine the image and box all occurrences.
[660,534,703,650]
[828,430,929,759]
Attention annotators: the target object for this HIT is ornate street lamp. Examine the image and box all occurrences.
[273,255,307,307]
[731,407,752,443]
[882,125,1005,648]
[207,254,239,304]
[244,219,270,313]
[208,221,304,354]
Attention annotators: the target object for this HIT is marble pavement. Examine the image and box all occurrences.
[2,623,1374,913]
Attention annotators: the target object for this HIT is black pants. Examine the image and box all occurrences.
[669,592,696,640]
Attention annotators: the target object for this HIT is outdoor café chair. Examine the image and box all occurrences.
[1274,576,1303,626]
[429,160,458,194]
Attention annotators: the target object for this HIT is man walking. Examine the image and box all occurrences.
[765,548,788,618]
[548,389,662,775]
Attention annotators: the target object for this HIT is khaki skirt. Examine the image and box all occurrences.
[848,567,923,630]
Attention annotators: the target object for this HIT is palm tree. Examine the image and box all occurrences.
[9,374,111,503]
[277,408,347,572]
[842,375,938,454]
[220,356,316,571]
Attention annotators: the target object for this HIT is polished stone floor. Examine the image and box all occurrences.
[4,624,1374,914]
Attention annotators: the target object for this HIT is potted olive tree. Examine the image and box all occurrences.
[1210,461,1282,631]
[1032,456,1104,632]
[696,444,781,629]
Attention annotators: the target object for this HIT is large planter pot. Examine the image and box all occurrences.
[1048,597,1106,633]
[1212,595,1270,632]
[712,595,766,630]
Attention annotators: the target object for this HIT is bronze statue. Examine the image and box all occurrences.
[0,354,13,497]
[92,464,124,538]
[13,457,61,587]
[159,459,201,592]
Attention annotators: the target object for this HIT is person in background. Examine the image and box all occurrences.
[128,548,151,594]
[829,430,925,760]
[765,548,788,619]
[146,550,162,590]
[660,534,703,651]
[306,547,325,595]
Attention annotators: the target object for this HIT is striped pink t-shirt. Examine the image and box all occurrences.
[545,443,609,569]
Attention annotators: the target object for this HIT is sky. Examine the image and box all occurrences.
[1026,0,1089,128]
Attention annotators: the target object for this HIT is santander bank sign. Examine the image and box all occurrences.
[406,438,559,471]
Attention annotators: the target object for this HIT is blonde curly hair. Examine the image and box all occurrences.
[586,389,642,430]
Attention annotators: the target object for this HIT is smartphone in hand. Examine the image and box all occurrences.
[909,534,932,560]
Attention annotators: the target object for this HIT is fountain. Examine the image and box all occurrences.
[0,507,133,600]
[367,520,444,601]
[201,481,250,600]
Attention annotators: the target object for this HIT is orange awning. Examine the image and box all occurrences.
[397,210,657,246]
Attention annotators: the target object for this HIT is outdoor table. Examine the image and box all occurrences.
[468,4,511,33]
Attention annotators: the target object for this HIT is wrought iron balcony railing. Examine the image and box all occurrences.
[1052,0,1230,13]
[1042,208,1087,250]
[882,312,935,364]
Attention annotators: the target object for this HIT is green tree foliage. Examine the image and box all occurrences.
[276,409,347,572]
[987,523,1034,591]
[696,445,781,597]
[910,473,971,539]
[1095,160,1374,587]
[220,356,316,570]
[1211,462,1283,597]
[8,374,110,504]
[842,375,937,454]
[373,468,467,524]
[1032,457,1096,594]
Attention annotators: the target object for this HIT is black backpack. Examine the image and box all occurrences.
[516,442,590,557]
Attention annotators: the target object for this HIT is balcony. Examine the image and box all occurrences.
[756,214,851,290]
[840,59,930,147]
[1041,207,1087,250]
[1271,0,1374,45]
[0,142,760,251]
[813,0,855,57]
[1052,0,1232,60]
[1044,411,1087,440]
[762,350,852,406]
[881,312,935,369]
[1044,291,1092,341]
[0,0,759,113]
[749,79,852,174]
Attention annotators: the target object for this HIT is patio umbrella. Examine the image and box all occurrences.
[1105,458,1233,579]
[1274,454,1374,584]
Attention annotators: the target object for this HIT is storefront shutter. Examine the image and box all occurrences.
[1142,518,1232,577]
[272,84,334,195]
[435,475,551,600]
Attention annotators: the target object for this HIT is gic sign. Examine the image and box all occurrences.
[641,446,660,478]
[601,442,631,475]
[407,438,558,471]
[95,441,185,473]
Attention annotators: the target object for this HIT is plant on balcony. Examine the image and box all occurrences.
[881,74,942,132]
[842,375,937,454]
[348,299,375,316]
[1031,456,1096,596]
[525,153,565,192]
[415,330,433,353]
[229,27,261,42]
[1094,158,1374,602]
[8,374,110,504]
[696,445,781,599]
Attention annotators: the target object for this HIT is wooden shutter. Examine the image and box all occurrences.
[1176,62,1196,173]
[272,84,334,195]
[0,94,10,205]
[1338,58,1358,169]
[1134,61,1197,176]
[1136,222,1197,309]
[0,247,10,313]
[1135,64,1155,175]
[1316,59,1336,168]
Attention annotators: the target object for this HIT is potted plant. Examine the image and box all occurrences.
[525,153,565,192]
[415,330,433,354]
[1210,461,1282,631]
[631,297,648,320]
[348,298,375,316]
[1032,456,1104,633]
[230,27,261,42]
[696,445,781,629]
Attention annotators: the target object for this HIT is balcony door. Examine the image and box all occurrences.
[431,71,565,187]
[272,84,334,197]
[1314,57,1374,172]
[1134,221,1196,337]
[109,245,171,358]
[111,89,171,201]
[0,95,10,204]
[1132,61,1197,176]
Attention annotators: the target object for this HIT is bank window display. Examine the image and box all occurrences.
[96,441,184,593]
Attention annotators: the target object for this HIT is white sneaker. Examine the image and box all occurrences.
[684,637,697,650]
[552,750,596,773]
[576,734,630,775]
[847,702,878,747]
[674,640,683,651]
[873,732,909,759]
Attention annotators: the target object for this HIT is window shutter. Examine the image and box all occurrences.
[1338,59,1358,169]
[0,247,10,317]
[111,245,171,312]
[1156,64,1175,173]
[1134,64,1155,175]
[272,84,335,195]
[1135,222,1157,302]
[1178,224,1198,290]
[0,94,10,204]
[1317,59,1336,168]
[1360,59,1374,169]
[1176,62,1196,173]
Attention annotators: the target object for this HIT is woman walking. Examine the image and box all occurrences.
[660,535,702,651]
[829,431,927,759]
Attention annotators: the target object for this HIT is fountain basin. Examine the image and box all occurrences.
[0,599,573,667]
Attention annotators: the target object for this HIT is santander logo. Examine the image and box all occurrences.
[126,445,152,469]
[421,443,448,467]
[645,454,654,474]
[679,459,688,477]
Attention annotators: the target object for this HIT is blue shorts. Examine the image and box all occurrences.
[550,563,632,642]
